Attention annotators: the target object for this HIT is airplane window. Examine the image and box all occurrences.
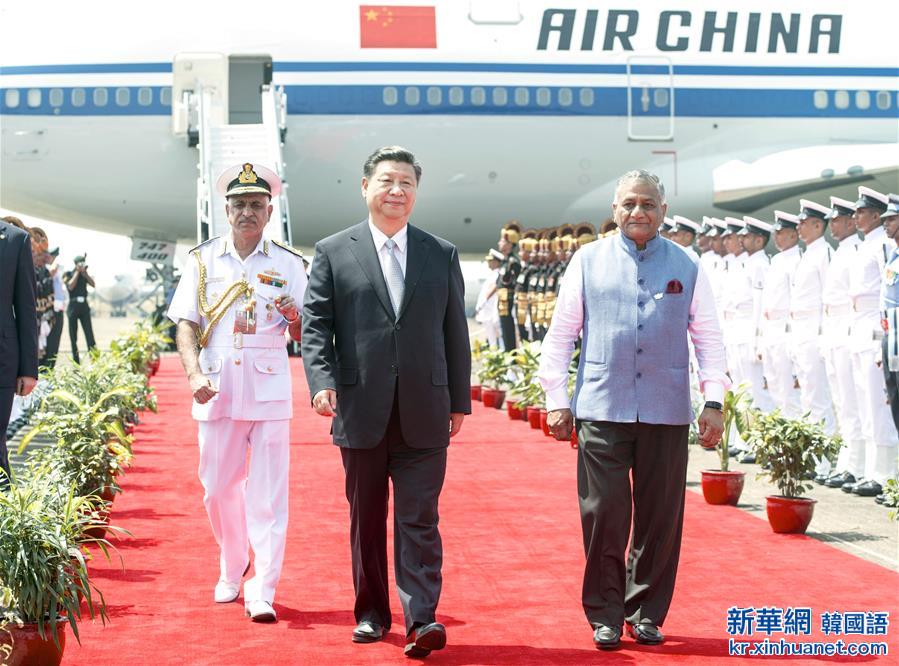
[536,88,551,107]
[138,87,153,106]
[654,88,669,108]
[427,87,442,106]
[160,87,172,106]
[404,87,420,105]
[579,88,595,107]
[471,87,486,106]
[27,89,42,108]
[813,91,828,109]
[514,87,529,106]
[116,87,130,107]
[383,87,398,106]
[834,90,849,110]
[71,88,85,107]
[93,88,108,107]
[875,91,891,110]
[492,87,508,106]
[558,88,573,107]
[5,89,20,108]
[854,91,870,110]
[449,87,464,106]
[49,89,64,107]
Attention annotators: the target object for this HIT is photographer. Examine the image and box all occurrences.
[64,254,96,363]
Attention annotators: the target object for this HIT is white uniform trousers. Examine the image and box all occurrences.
[760,322,801,418]
[850,347,899,485]
[822,344,865,477]
[198,418,290,604]
[790,321,836,435]
[726,340,775,413]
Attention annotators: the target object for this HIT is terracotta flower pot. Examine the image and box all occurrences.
[482,388,496,408]
[700,470,746,505]
[766,495,817,534]
[492,390,506,409]
[506,400,521,420]
[0,618,67,666]
[571,427,578,449]
[148,356,161,376]
[471,385,482,401]
[540,409,552,437]
[520,408,528,422]
[526,406,542,429]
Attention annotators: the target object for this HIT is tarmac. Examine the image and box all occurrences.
[8,312,898,573]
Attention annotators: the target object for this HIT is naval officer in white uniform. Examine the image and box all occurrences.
[168,163,308,622]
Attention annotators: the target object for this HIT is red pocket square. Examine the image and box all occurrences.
[666,279,683,294]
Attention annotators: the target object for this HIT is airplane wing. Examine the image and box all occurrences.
[713,143,899,213]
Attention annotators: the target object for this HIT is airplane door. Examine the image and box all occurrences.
[228,55,272,124]
[626,56,674,142]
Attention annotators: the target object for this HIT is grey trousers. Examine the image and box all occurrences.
[576,420,690,629]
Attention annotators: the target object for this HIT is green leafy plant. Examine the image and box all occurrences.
[743,411,842,498]
[715,384,753,472]
[476,347,515,391]
[109,319,172,376]
[882,479,899,521]
[508,342,544,408]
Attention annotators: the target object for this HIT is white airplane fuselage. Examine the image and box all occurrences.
[1,1,897,251]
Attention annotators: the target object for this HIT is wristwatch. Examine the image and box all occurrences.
[704,401,723,411]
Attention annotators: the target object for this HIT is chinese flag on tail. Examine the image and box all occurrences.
[360,5,437,48]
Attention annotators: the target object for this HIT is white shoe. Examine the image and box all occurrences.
[214,581,240,603]
[245,599,277,622]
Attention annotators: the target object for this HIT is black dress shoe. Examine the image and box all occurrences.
[593,624,621,650]
[841,480,859,493]
[814,473,829,485]
[627,622,665,645]
[739,452,756,464]
[826,472,855,488]
[853,480,883,497]
[352,620,386,643]
[404,622,446,658]
[875,494,886,505]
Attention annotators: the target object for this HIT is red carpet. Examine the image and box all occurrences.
[64,356,898,664]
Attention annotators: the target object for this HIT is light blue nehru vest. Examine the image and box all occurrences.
[572,232,699,425]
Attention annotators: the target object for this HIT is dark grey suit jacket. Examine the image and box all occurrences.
[302,221,471,449]
[0,221,38,388]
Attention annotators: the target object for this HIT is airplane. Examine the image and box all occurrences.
[1,0,897,255]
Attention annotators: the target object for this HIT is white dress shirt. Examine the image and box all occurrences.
[791,237,832,315]
[369,219,408,278]
[822,234,862,313]
[537,247,728,411]
[762,245,801,318]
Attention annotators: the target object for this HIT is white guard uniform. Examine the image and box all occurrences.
[760,245,802,418]
[789,236,836,434]
[167,234,308,604]
[821,234,864,477]
[847,225,898,485]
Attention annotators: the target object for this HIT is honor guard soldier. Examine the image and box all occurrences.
[700,218,725,308]
[514,234,538,344]
[576,223,597,247]
[760,212,802,419]
[879,195,899,506]
[671,216,701,261]
[820,197,865,488]
[660,216,675,240]
[791,199,837,438]
[496,222,522,350]
[167,163,308,622]
[845,187,898,497]
[528,234,548,341]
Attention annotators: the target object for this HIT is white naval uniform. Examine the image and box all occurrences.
[821,234,865,477]
[167,234,308,604]
[759,245,802,418]
[722,251,774,411]
[789,237,836,434]
[847,226,899,485]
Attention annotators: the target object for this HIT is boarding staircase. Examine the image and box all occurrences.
[173,54,292,246]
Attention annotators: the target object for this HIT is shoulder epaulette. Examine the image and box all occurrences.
[189,236,220,254]
[272,239,305,258]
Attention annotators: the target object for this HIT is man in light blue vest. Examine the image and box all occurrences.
[538,170,729,650]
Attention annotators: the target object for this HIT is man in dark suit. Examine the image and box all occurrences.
[0,218,39,488]
[302,146,470,659]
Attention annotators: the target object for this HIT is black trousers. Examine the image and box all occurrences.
[576,420,690,629]
[0,387,14,489]
[44,310,64,369]
[68,303,96,364]
[882,336,899,435]
[499,314,517,351]
[340,393,447,634]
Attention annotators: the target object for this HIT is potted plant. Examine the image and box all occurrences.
[700,386,751,506]
[469,338,489,401]
[743,411,842,533]
[508,344,545,429]
[0,470,112,665]
[476,348,512,409]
